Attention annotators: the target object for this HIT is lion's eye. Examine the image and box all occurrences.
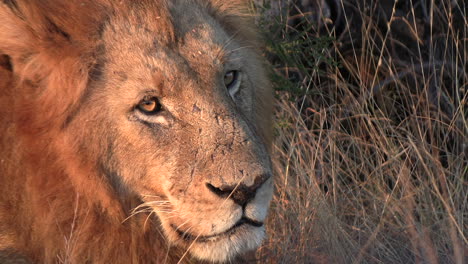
[224,70,241,96]
[136,97,161,115]
[224,71,237,88]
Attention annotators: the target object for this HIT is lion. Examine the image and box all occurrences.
[0,0,273,263]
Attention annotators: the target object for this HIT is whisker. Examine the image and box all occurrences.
[176,173,249,263]
[223,45,254,56]
[143,210,155,229]
[122,199,175,224]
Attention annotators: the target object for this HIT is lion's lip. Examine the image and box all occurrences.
[172,217,263,243]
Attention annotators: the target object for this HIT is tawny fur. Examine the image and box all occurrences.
[0,0,273,263]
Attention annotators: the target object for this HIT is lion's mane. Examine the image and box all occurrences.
[0,1,269,263]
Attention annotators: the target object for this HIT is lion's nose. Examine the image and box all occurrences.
[206,174,271,207]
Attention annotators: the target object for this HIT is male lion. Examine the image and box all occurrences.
[0,0,273,263]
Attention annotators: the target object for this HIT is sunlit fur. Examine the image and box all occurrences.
[0,0,273,263]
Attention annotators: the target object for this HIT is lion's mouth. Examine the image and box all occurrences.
[172,217,263,243]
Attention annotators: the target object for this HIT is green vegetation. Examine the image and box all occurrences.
[257,1,467,263]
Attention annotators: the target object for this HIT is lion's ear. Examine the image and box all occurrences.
[0,0,105,74]
[0,1,25,75]
[0,1,71,80]
[0,0,105,131]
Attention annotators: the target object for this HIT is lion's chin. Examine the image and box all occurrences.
[167,222,265,263]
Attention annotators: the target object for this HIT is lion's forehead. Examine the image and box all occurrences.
[103,1,233,59]
[100,6,240,99]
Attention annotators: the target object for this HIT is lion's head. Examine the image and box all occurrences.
[0,0,273,263]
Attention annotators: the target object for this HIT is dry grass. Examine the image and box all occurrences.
[255,0,467,263]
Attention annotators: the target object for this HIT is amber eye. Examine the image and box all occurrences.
[224,70,238,89]
[136,97,161,115]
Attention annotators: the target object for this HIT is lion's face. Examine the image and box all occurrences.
[62,2,273,262]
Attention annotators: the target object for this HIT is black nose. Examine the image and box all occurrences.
[206,174,270,207]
